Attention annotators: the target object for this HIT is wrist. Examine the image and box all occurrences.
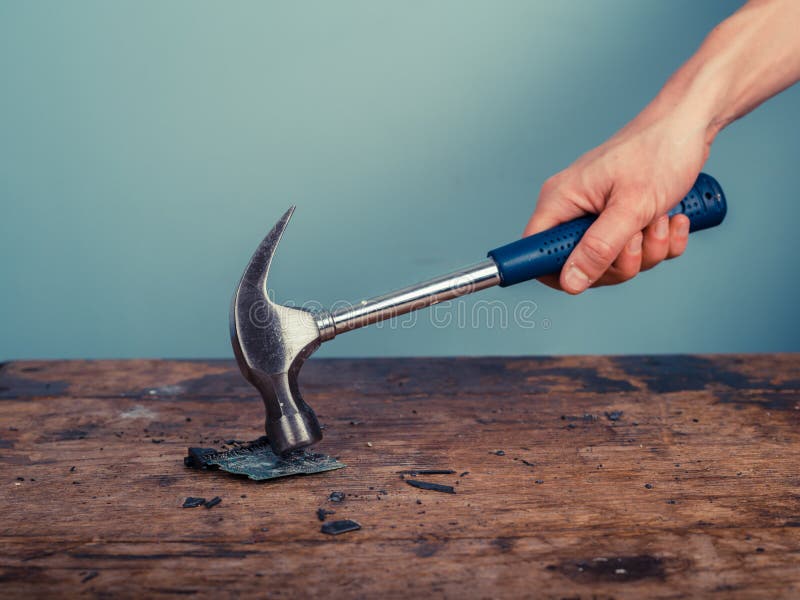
[643,61,732,147]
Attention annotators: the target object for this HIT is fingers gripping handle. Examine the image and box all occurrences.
[487,173,727,288]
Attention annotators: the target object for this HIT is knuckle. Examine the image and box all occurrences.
[640,259,655,271]
[608,191,654,226]
[668,245,686,260]
[578,232,616,269]
[616,201,651,228]
[617,264,640,282]
[643,241,669,265]
[539,173,565,198]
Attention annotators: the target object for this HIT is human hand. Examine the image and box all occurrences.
[524,114,712,293]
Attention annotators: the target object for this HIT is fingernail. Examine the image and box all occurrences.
[627,233,643,254]
[564,263,590,293]
[676,220,689,237]
[655,216,669,238]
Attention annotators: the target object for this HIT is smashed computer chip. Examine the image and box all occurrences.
[184,436,345,481]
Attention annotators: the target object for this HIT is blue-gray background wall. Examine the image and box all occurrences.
[1,0,798,360]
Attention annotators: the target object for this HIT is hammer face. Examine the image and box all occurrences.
[230,207,324,454]
[252,369,323,455]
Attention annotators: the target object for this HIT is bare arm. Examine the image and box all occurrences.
[526,0,800,294]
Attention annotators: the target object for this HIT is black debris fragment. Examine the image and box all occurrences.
[329,491,346,502]
[535,480,544,484]
[204,496,222,509]
[644,483,653,489]
[605,410,624,421]
[405,480,455,494]
[397,469,456,476]
[492,450,505,456]
[70,466,76,472]
[317,508,335,522]
[460,471,469,477]
[756,547,765,553]
[151,438,164,444]
[520,460,535,467]
[184,447,217,468]
[81,571,99,584]
[321,519,361,535]
[16,476,24,481]
[666,499,676,504]
[182,497,206,508]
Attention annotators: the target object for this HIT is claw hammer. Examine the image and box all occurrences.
[230,173,726,455]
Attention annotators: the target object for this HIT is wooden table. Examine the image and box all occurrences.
[1,355,799,598]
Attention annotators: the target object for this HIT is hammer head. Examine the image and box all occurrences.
[230,207,324,455]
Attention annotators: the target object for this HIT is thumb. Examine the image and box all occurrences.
[524,189,588,237]
[560,201,647,294]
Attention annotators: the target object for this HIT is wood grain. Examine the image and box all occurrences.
[1,355,799,598]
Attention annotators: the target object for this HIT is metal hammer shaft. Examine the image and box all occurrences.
[316,260,499,341]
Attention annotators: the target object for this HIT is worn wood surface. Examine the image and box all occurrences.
[1,355,799,599]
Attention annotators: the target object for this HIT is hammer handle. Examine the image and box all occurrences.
[487,173,727,287]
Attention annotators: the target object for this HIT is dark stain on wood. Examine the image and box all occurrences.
[716,391,800,411]
[491,537,515,553]
[69,547,256,561]
[613,354,776,393]
[414,539,444,558]
[62,427,94,442]
[0,565,48,584]
[558,555,666,582]
[144,587,199,596]
[0,372,68,399]
[534,366,637,393]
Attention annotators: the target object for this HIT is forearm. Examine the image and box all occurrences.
[633,0,800,144]
[527,0,800,293]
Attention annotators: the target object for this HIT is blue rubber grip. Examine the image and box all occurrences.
[487,172,726,287]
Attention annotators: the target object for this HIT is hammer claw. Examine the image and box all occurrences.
[240,205,295,294]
